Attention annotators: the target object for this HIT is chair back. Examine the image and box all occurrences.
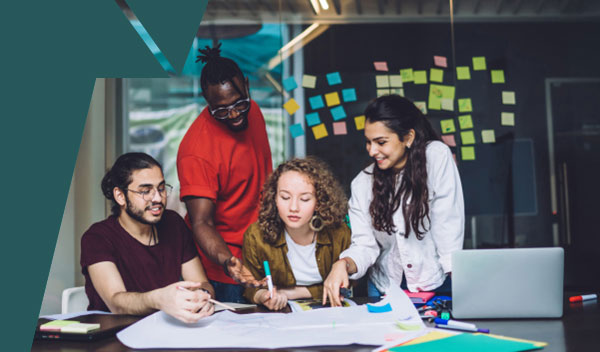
[61,286,89,314]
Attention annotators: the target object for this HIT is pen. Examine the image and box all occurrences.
[176,286,235,310]
[264,260,274,299]
[435,324,490,334]
[434,318,477,330]
[569,294,597,303]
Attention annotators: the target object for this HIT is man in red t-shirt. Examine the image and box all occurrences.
[177,43,272,302]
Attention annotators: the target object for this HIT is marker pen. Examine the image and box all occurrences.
[435,324,490,334]
[569,294,597,303]
[434,318,477,330]
[264,260,274,299]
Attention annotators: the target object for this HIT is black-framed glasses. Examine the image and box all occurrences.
[127,184,173,201]
[208,97,251,120]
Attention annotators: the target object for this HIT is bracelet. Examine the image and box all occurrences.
[339,258,351,273]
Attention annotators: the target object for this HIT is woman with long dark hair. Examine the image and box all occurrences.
[323,95,464,306]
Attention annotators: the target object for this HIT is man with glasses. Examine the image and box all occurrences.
[177,43,272,302]
[81,153,215,323]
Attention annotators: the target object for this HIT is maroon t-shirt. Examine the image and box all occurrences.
[80,210,197,311]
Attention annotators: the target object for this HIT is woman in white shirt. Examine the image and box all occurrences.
[323,95,464,306]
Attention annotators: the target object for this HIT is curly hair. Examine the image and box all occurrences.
[258,157,348,244]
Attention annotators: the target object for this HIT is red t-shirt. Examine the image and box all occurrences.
[177,100,272,284]
[80,210,198,312]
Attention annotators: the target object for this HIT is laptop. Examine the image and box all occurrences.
[35,314,140,342]
[452,247,564,319]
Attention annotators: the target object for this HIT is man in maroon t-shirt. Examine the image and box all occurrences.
[80,153,214,324]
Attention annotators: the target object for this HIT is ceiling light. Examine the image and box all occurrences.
[319,0,330,10]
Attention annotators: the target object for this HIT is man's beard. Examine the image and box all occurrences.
[125,195,164,225]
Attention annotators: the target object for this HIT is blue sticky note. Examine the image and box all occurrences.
[283,77,298,91]
[342,88,357,102]
[309,95,325,110]
[305,112,321,127]
[289,123,304,138]
[330,106,347,121]
[367,302,392,313]
[326,72,342,85]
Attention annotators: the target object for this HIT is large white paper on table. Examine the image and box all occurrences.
[117,285,425,349]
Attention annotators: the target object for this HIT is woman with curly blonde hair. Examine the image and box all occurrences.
[242,157,350,310]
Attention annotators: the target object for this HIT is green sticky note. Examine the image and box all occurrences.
[491,69,505,84]
[461,146,476,161]
[430,68,444,83]
[501,112,515,126]
[377,89,391,97]
[430,84,456,99]
[40,320,79,331]
[375,75,390,88]
[414,70,427,84]
[400,68,414,82]
[482,129,496,143]
[458,98,473,112]
[461,130,476,145]
[473,56,487,70]
[440,119,456,133]
[456,66,471,80]
[458,115,473,129]
[502,91,516,105]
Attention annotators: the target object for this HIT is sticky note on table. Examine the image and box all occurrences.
[312,123,328,140]
[342,88,357,102]
[283,98,300,115]
[389,75,403,87]
[502,91,516,105]
[441,98,454,111]
[461,130,476,145]
[430,68,444,83]
[324,92,341,106]
[461,146,476,160]
[367,302,392,313]
[501,112,515,126]
[456,66,471,80]
[60,323,100,334]
[400,68,414,82]
[482,129,496,143]
[458,98,473,112]
[330,105,347,120]
[376,75,390,88]
[289,123,304,138]
[414,101,427,115]
[305,112,321,126]
[302,74,316,88]
[282,77,298,91]
[441,134,456,147]
[374,61,389,71]
[40,320,80,331]
[473,56,487,70]
[377,89,391,97]
[326,72,342,86]
[458,114,473,129]
[414,70,427,84]
[333,121,348,135]
[491,69,505,83]
[354,115,365,130]
[433,55,448,68]
[308,95,325,110]
[440,119,456,134]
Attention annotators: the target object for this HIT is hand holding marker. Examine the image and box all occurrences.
[264,261,274,299]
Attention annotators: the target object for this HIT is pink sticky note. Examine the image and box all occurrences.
[333,121,348,135]
[441,134,456,147]
[434,55,448,68]
[373,61,389,72]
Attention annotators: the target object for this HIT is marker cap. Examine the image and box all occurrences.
[263,261,271,276]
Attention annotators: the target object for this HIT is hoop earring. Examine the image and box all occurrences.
[309,215,325,232]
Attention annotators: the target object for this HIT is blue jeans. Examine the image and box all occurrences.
[209,280,247,303]
[367,275,452,297]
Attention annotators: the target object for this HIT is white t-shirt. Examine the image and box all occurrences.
[285,231,323,286]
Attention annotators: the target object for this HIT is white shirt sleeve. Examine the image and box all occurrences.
[427,142,465,273]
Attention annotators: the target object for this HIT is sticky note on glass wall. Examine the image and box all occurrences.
[354,115,366,130]
[481,129,496,143]
[400,68,414,82]
[414,101,427,115]
[302,75,317,88]
[325,92,341,107]
[434,55,448,68]
[440,119,456,134]
[491,70,505,84]
[309,95,325,110]
[330,105,347,121]
[473,56,487,71]
[289,123,304,138]
[430,68,444,83]
[461,146,476,160]
[326,72,342,85]
[342,88,357,102]
[458,98,473,113]
[461,130,476,145]
[456,66,471,80]
[389,75,403,87]
[282,77,298,91]
[374,61,389,71]
[376,75,390,88]
[312,123,328,140]
[283,98,300,115]
[458,115,473,129]
[305,112,321,127]
[502,91,516,105]
[413,71,427,84]
[333,121,348,135]
[377,89,391,97]
[441,98,454,111]
[442,134,456,147]
[501,112,515,126]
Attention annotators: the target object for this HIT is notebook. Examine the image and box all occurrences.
[452,247,564,318]
[35,313,139,341]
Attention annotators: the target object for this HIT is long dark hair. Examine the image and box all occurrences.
[196,42,246,97]
[365,95,440,239]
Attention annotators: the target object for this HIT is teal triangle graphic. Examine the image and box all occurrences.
[126,0,209,74]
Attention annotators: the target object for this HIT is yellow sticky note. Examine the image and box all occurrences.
[354,115,365,130]
[302,74,316,88]
[482,129,496,143]
[400,68,414,82]
[391,88,404,96]
[375,75,390,88]
[413,70,427,84]
[461,130,476,145]
[501,112,515,126]
[283,98,300,115]
[441,98,454,111]
[502,91,516,105]
[458,115,473,129]
[430,68,444,83]
[389,75,403,87]
[312,123,328,140]
[440,119,456,134]
[461,146,476,160]
[458,98,473,112]
[414,101,427,115]
[473,56,487,70]
[491,69,505,84]
[377,89,391,97]
[324,92,340,107]
[456,66,471,80]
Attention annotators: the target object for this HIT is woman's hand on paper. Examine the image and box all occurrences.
[322,260,350,307]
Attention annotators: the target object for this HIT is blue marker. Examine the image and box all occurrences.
[263,261,274,299]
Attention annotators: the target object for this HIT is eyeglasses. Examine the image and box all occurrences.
[208,97,251,120]
[127,184,173,201]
